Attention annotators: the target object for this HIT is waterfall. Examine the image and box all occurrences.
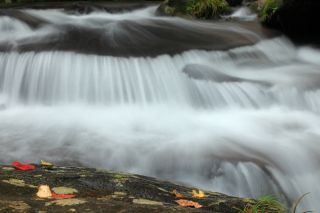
[1,5,320,211]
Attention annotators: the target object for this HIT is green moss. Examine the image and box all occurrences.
[238,195,286,213]
[186,0,230,19]
[260,0,283,22]
[112,173,129,179]
[164,6,175,15]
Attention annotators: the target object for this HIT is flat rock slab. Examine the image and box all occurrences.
[0,164,257,212]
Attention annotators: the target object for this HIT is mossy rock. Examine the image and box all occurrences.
[0,164,279,212]
[186,0,231,19]
[158,0,231,19]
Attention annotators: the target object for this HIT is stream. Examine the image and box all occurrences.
[1,5,320,211]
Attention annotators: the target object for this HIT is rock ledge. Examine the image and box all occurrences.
[0,164,258,212]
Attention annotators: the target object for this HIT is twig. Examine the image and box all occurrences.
[291,193,311,213]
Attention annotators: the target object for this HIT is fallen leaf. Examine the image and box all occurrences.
[45,198,86,206]
[37,185,52,198]
[172,189,184,198]
[37,185,76,199]
[3,179,26,187]
[175,199,202,208]
[52,187,78,195]
[1,167,15,171]
[40,160,53,168]
[191,189,205,199]
[51,192,76,199]
[133,199,163,206]
[12,161,35,171]
[3,178,37,188]
[114,191,127,196]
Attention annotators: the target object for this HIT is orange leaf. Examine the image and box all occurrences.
[175,199,202,208]
[191,189,205,199]
[172,189,184,199]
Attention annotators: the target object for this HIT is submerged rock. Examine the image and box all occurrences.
[0,164,265,212]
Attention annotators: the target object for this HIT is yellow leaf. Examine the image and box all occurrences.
[191,189,205,199]
[172,189,184,198]
[40,160,53,168]
[175,199,202,208]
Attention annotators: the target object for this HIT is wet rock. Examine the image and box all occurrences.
[0,200,31,212]
[0,164,264,212]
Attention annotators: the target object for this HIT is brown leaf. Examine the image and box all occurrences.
[172,189,184,199]
[175,199,202,208]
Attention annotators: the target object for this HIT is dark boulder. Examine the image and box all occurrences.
[226,0,243,6]
[263,0,320,44]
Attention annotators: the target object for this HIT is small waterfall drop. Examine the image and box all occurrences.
[1,6,320,211]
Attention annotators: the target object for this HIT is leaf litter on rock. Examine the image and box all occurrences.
[37,185,77,199]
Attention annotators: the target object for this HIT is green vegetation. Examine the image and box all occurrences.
[186,0,230,19]
[164,4,175,15]
[238,195,286,213]
[159,0,231,19]
[260,0,283,22]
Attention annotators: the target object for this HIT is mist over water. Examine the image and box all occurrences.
[1,5,320,211]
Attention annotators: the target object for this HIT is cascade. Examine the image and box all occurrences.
[1,5,320,211]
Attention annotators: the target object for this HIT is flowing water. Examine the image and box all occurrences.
[1,5,320,211]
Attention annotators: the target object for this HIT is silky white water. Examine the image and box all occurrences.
[1,6,320,211]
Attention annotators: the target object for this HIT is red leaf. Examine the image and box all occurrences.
[51,192,76,199]
[12,161,35,171]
